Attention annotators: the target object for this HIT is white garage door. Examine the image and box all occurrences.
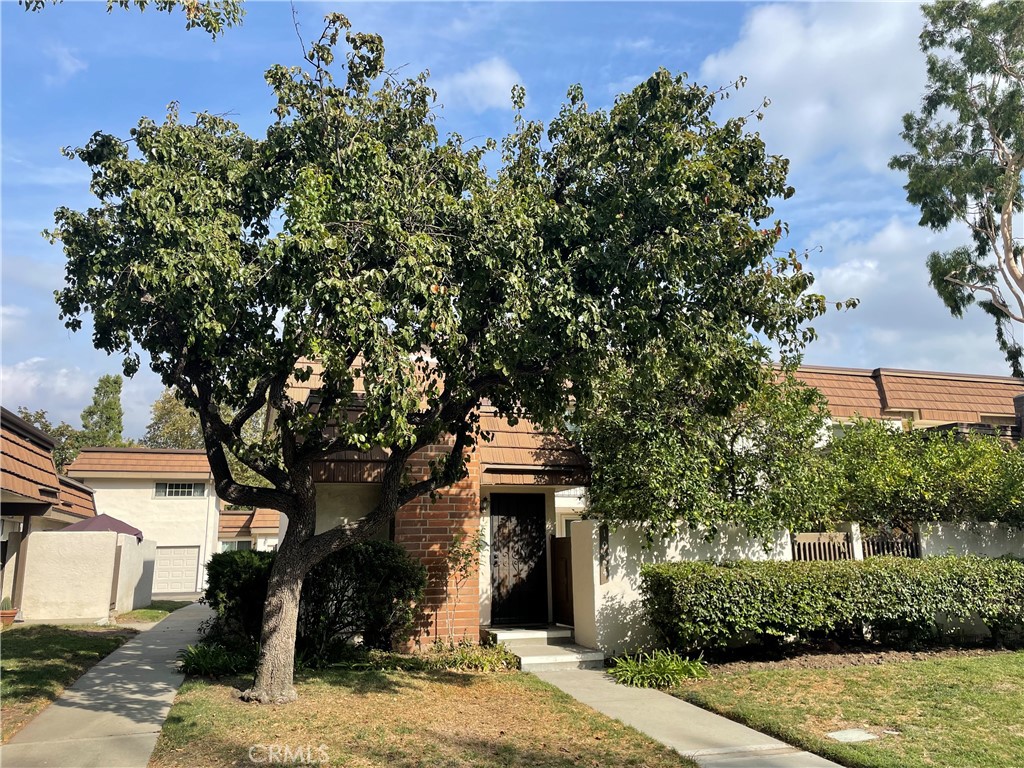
[154,546,200,594]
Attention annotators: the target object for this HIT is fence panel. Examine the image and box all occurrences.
[792,532,852,562]
[862,534,921,559]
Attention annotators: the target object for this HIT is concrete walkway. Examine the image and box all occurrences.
[535,668,842,768]
[1,602,211,768]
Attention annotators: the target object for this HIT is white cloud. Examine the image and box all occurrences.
[435,57,522,113]
[0,357,94,421]
[700,3,926,174]
[43,43,87,87]
[803,218,1016,376]
[1,306,30,344]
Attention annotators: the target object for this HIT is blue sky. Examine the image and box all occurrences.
[2,1,1016,439]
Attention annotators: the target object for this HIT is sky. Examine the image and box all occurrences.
[2,0,1019,440]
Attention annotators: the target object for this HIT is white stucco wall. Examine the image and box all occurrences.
[918,522,1024,558]
[570,519,791,654]
[20,531,117,622]
[84,478,218,592]
[314,483,382,534]
[113,534,156,613]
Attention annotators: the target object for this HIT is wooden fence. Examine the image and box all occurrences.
[792,532,852,562]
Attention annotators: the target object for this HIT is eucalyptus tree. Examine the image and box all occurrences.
[891,0,1024,376]
[52,15,826,702]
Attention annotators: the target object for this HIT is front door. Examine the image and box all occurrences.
[490,494,548,626]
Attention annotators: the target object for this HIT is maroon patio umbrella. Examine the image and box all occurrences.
[62,514,144,542]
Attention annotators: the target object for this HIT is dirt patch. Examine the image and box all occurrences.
[705,646,1003,674]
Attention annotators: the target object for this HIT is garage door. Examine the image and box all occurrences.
[154,546,200,594]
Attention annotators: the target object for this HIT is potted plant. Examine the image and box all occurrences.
[0,596,18,627]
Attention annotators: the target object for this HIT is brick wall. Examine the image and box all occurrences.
[393,443,482,649]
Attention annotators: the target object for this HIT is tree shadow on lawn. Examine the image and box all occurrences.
[299,666,479,696]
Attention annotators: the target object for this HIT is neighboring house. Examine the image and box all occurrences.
[66,448,221,596]
[1,407,153,622]
[219,507,280,552]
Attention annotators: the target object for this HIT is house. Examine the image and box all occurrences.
[218,507,280,552]
[66,448,222,596]
[1,407,154,622]
[291,363,1024,657]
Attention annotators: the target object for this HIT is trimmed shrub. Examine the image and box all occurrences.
[177,641,259,677]
[203,549,274,641]
[641,555,1024,653]
[298,540,427,661]
[202,541,427,665]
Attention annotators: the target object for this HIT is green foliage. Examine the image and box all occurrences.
[204,543,426,665]
[641,556,1024,653]
[581,369,834,541]
[50,13,830,693]
[203,549,274,641]
[298,540,427,661]
[177,641,258,677]
[890,0,1024,376]
[609,649,708,688]
[20,0,243,38]
[142,388,204,449]
[79,374,127,448]
[422,638,519,672]
[826,420,1024,529]
[14,408,81,473]
[0,597,13,611]
[440,532,486,641]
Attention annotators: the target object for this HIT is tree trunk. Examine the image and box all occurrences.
[241,544,306,704]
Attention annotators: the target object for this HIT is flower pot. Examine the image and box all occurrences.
[0,609,18,627]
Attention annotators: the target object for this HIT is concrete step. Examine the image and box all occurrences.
[508,641,605,672]
[487,626,574,645]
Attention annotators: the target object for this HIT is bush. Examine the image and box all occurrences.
[298,540,427,662]
[204,550,274,641]
[177,641,258,677]
[609,649,708,688]
[641,555,1024,653]
[422,638,519,672]
[202,541,427,665]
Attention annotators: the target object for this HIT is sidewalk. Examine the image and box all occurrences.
[534,668,842,768]
[0,602,211,768]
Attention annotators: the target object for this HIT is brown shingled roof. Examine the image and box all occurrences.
[58,476,97,519]
[67,448,212,476]
[1,407,63,505]
[219,508,281,539]
[478,415,588,486]
[797,365,1024,425]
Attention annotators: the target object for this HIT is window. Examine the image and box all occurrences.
[220,540,252,553]
[155,482,206,498]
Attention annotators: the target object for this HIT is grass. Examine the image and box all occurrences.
[151,667,700,768]
[0,624,137,743]
[117,600,192,624]
[673,650,1024,768]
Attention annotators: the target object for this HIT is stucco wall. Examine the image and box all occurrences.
[85,478,218,592]
[20,531,117,622]
[112,534,156,613]
[314,484,382,534]
[570,519,792,654]
[918,522,1024,558]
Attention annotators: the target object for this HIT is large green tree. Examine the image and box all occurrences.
[15,407,82,473]
[79,374,127,448]
[51,15,825,702]
[890,0,1024,376]
[143,388,204,449]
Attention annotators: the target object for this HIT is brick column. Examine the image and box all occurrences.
[393,444,482,649]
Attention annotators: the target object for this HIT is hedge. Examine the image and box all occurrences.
[204,541,426,665]
[640,555,1024,652]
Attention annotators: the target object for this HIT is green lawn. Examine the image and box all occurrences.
[673,650,1024,768]
[151,668,699,768]
[0,624,136,742]
[117,600,192,624]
